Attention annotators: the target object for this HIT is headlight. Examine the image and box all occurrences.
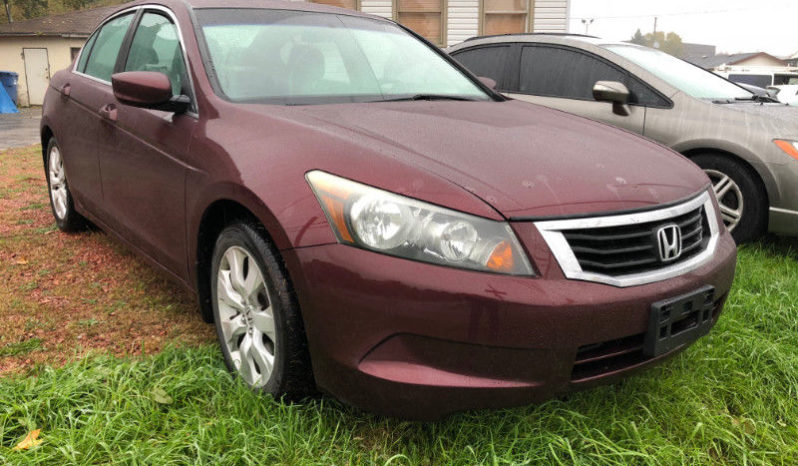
[306,170,534,276]
[774,139,798,160]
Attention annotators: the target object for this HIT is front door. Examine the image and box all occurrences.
[95,10,197,278]
[504,45,646,134]
[23,48,49,105]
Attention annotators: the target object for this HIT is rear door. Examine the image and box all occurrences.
[62,12,135,217]
[94,9,197,278]
[450,44,515,92]
[504,44,647,133]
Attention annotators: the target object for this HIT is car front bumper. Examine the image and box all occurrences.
[284,227,737,419]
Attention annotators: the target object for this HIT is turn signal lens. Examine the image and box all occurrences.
[774,139,798,160]
[486,241,515,272]
[305,170,534,276]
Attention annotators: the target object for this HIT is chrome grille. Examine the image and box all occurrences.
[562,206,708,276]
[534,191,720,287]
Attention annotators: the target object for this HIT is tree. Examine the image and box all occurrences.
[63,0,100,9]
[629,29,646,46]
[14,0,48,20]
[628,29,684,58]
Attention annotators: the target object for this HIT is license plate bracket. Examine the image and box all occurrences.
[644,285,715,358]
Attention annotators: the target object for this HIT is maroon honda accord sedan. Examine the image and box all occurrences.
[41,0,736,419]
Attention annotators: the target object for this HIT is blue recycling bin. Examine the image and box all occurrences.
[0,71,19,106]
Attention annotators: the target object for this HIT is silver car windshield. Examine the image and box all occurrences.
[603,44,752,101]
[196,9,490,105]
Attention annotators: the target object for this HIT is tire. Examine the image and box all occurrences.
[210,221,314,400]
[45,137,86,232]
[691,153,767,244]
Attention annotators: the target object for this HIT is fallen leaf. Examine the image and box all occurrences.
[151,387,173,405]
[12,429,42,451]
[14,258,28,265]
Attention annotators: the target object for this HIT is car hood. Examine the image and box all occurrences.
[285,100,710,218]
[716,101,798,132]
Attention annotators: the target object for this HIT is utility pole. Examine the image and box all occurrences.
[581,18,594,35]
[653,16,658,34]
[2,0,11,23]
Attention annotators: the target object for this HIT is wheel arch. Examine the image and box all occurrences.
[679,145,773,207]
[40,124,54,166]
[193,195,292,323]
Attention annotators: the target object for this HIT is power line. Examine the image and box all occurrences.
[567,6,762,21]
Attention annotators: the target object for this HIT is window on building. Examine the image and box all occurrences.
[70,47,82,63]
[395,0,445,46]
[311,0,358,9]
[482,0,530,35]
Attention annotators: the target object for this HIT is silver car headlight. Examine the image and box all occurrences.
[306,170,534,276]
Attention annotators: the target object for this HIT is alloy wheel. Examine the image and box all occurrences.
[216,246,277,387]
[48,146,68,220]
[704,168,744,232]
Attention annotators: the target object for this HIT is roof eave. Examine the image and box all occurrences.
[0,32,90,38]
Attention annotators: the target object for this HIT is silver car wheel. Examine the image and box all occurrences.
[216,245,277,387]
[705,168,743,232]
[48,146,68,220]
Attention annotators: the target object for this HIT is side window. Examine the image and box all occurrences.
[625,76,670,107]
[519,45,668,106]
[452,46,511,89]
[76,32,98,72]
[83,13,134,82]
[519,46,626,100]
[124,12,188,96]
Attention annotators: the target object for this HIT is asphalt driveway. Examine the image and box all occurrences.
[0,107,41,151]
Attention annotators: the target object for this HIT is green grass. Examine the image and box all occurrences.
[0,339,42,358]
[2,239,798,464]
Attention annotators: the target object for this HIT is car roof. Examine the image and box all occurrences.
[447,33,635,52]
[117,0,386,21]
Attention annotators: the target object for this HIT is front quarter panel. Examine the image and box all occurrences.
[185,102,504,260]
[643,95,782,206]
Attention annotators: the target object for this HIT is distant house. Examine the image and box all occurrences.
[0,6,119,107]
[680,42,716,64]
[686,51,786,71]
[786,52,798,67]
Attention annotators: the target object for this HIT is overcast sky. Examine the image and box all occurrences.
[568,0,798,57]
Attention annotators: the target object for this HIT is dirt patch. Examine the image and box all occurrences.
[0,145,215,374]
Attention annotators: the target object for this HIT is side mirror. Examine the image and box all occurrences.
[478,76,497,89]
[592,80,631,116]
[111,71,190,113]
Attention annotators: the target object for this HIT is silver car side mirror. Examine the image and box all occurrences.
[593,81,631,116]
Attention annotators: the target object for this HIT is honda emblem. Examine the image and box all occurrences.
[656,224,682,262]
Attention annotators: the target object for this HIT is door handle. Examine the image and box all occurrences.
[98,103,117,122]
[61,83,71,97]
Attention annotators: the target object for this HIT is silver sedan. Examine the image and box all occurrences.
[448,35,798,243]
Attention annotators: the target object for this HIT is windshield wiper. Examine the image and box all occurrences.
[735,95,781,104]
[378,94,479,102]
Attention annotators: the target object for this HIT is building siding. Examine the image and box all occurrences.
[361,0,393,18]
[446,0,479,47]
[533,0,569,32]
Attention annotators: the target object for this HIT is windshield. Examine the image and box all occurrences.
[196,9,490,105]
[603,44,752,100]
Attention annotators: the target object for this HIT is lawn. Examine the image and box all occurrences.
[1,145,798,464]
